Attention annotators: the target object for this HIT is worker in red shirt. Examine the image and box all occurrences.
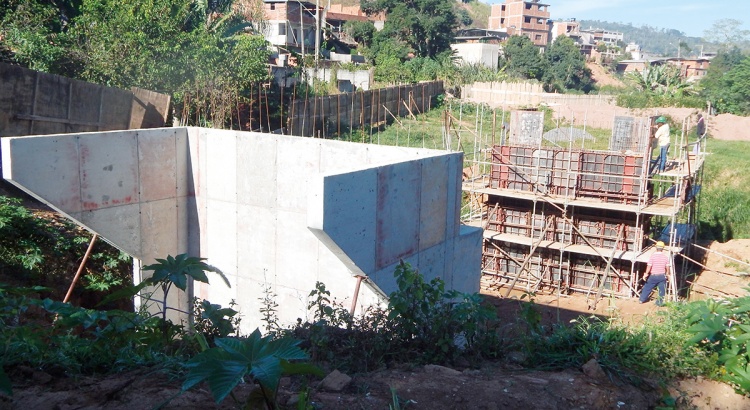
[640,241,671,306]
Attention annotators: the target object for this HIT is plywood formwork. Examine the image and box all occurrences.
[460,108,705,303]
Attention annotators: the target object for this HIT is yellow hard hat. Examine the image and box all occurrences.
[656,241,665,248]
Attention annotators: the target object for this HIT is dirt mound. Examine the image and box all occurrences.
[587,62,624,88]
[708,113,750,141]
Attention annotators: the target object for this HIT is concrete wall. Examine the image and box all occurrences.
[462,81,616,107]
[2,127,482,332]
[304,66,373,91]
[451,43,499,70]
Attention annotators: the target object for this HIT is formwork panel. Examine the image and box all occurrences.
[481,241,633,297]
[481,242,567,293]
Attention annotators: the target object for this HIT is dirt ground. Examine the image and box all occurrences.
[587,62,625,89]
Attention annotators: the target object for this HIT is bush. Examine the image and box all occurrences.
[282,261,499,372]
[519,304,718,382]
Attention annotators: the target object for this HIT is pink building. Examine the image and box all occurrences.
[488,0,551,47]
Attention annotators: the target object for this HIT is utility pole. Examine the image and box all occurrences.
[315,0,320,69]
[299,2,305,59]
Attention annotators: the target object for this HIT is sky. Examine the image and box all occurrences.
[487,0,750,38]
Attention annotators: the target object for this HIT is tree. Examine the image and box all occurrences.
[361,0,458,58]
[501,35,547,81]
[457,8,472,28]
[0,0,79,74]
[703,19,750,50]
[543,36,593,93]
[707,56,750,115]
[700,47,746,111]
[343,20,375,47]
[70,0,270,127]
[367,32,412,83]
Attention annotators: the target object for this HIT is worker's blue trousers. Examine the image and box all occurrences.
[640,274,666,306]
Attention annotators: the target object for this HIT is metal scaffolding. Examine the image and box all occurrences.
[458,105,705,306]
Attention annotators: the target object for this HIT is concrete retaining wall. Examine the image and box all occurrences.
[2,127,482,332]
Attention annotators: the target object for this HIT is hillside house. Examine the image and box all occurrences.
[488,0,552,48]
[262,0,322,55]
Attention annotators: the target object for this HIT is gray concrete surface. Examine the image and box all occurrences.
[2,127,482,332]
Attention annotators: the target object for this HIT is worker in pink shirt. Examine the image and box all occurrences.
[640,241,671,306]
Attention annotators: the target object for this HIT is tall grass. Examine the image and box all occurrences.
[699,139,750,241]
[521,308,718,381]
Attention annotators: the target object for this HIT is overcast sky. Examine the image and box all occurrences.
[485,0,749,38]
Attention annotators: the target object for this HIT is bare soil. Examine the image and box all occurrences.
[587,62,625,89]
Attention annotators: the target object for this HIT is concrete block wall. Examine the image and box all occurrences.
[2,127,482,333]
[461,81,616,107]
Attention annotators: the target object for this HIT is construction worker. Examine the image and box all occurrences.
[640,241,671,306]
[654,116,670,172]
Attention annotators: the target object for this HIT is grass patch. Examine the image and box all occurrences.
[699,139,750,241]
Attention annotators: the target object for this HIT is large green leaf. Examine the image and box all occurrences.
[183,349,248,400]
[183,329,315,404]
[685,314,727,344]
[724,362,750,393]
[143,253,229,291]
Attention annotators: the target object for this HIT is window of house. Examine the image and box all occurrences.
[535,34,542,41]
[279,23,286,35]
[525,17,531,24]
[500,18,505,25]
[525,4,532,10]
[270,3,275,10]
[537,18,544,24]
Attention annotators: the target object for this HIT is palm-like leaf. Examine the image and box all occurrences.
[183,329,320,404]
[143,254,229,290]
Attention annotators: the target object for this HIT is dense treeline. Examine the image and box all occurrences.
[1,0,271,128]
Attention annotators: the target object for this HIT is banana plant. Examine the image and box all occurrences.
[182,328,323,408]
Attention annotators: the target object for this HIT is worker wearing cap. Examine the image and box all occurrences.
[640,241,671,306]
[654,116,671,172]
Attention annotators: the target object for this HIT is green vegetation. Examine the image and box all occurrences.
[699,139,750,240]
[499,35,593,93]
[1,0,271,128]
[183,329,322,407]
[461,1,490,30]
[3,235,750,403]
[701,50,750,116]
[685,296,750,392]
[0,196,131,301]
[361,0,458,59]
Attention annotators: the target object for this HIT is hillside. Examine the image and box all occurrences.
[328,0,491,29]
[578,19,714,57]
